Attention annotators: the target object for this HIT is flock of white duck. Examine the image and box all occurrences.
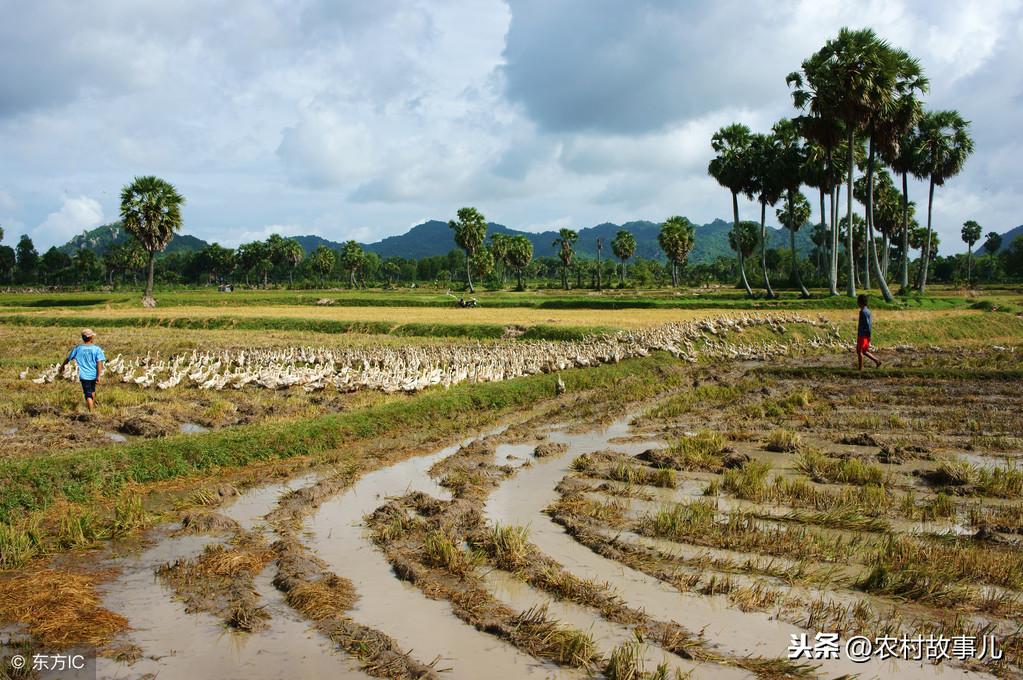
[24,314,841,394]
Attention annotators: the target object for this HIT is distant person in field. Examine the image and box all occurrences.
[855,294,881,371]
[60,328,106,411]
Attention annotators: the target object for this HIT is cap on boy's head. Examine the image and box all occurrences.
[81,328,96,340]
[857,294,868,307]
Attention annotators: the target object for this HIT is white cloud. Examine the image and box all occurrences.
[33,196,104,249]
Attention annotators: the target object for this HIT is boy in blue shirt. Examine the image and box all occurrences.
[60,328,106,411]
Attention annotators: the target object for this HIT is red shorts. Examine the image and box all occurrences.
[856,336,871,352]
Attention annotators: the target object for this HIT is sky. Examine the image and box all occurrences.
[1,0,1020,254]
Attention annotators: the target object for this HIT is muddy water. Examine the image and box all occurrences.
[220,474,318,532]
[98,533,369,680]
[98,473,371,680]
[481,568,752,680]
[485,416,992,680]
[308,430,581,680]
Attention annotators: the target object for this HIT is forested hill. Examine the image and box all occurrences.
[60,218,815,265]
[57,222,207,256]
[312,218,814,264]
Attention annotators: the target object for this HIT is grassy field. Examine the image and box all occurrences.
[0,285,1020,339]
[1,283,1020,311]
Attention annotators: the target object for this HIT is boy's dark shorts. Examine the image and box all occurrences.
[80,379,97,398]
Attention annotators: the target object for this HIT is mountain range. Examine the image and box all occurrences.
[57,218,1021,265]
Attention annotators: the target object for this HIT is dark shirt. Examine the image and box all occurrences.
[858,307,872,338]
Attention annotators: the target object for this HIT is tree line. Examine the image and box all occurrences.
[1,212,1019,294]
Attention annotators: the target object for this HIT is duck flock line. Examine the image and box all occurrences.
[25,314,841,393]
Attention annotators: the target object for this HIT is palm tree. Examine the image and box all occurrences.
[489,232,510,286]
[915,110,974,293]
[859,45,927,302]
[800,138,834,288]
[309,245,335,286]
[506,235,533,291]
[870,172,903,279]
[729,221,759,282]
[879,95,925,293]
[610,229,636,286]
[281,239,304,286]
[750,132,783,298]
[339,240,365,289]
[777,191,811,298]
[120,175,184,303]
[961,220,982,284]
[708,124,755,297]
[658,216,695,287]
[448,207,488,293]
[785,104,842,292]
[773,118,811,296]
[789,28,889,297]
[983,232,1002,256]
[552,228,578,290]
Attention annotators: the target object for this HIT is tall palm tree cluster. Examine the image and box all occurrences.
[710,27,974,299]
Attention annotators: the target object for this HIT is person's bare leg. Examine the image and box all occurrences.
[857,350,864,371]
[86,396,94,412]
[864,350,881,367]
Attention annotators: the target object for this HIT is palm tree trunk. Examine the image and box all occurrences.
[827,150,839,296]
[845,129,856,297]
[620,258,626,286]
[732,192,753,297]
[900,171,910,293]
[863,222,870,290]
[830,184,839,295]
[919,176,935,294]
[790,225,809,298]
[145,249,156,296]
[818,187,826,282]
[967,248,973,285]
[881,234,888,279]
[466,255,474,293]
[865,131,894,302]
[760,202,774,298]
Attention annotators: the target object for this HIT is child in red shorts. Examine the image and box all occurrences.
[856,294,881,371]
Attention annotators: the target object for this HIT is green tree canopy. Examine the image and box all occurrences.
[983,232,1002,256]
[120,175,185,302]
[552,228,578,290]
[658,216,695,287]
[339,240,366,288]
[610,229,637,286]
[505,235,533,291]
[309,245,335,283]
[449,207,487,293]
